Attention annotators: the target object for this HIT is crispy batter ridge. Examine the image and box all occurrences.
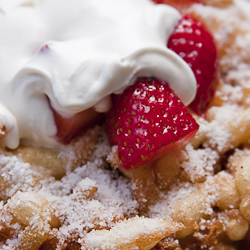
[81,217,183,250]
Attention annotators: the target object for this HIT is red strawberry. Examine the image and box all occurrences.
[106,77,199,170]
[152,0,199,3]
[152,0,201,12]
[168,15,218,115]
[105,96,118,146]
[48,99,104,144]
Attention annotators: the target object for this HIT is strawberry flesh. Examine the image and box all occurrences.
[105,96,119,146]
[152,0,201,12]
[49,99,104,144]
[168,15,218,115]
[106,77,199,170]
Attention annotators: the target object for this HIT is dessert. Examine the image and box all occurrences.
[0,0,196,148]
[0,0,249,249]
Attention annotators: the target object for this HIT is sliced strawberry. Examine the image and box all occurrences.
[48,99,104,144]
[106,77,199,170]
[168,15,218,115]
[152,0,201,12]
[105,95,119,146]
[152,0,200,3]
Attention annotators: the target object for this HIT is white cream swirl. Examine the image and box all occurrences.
[0,0,196,148]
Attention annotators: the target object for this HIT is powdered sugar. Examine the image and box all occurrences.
[181,144,219,182]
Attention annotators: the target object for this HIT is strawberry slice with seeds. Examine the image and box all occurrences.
[168,15,218,115]
[106,77,199,170]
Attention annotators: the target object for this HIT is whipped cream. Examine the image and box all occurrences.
[0,0,196,149]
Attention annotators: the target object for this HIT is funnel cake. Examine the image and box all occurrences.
[0,0,250,249]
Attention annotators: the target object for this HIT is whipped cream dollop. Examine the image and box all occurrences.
[0,0,196,149]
